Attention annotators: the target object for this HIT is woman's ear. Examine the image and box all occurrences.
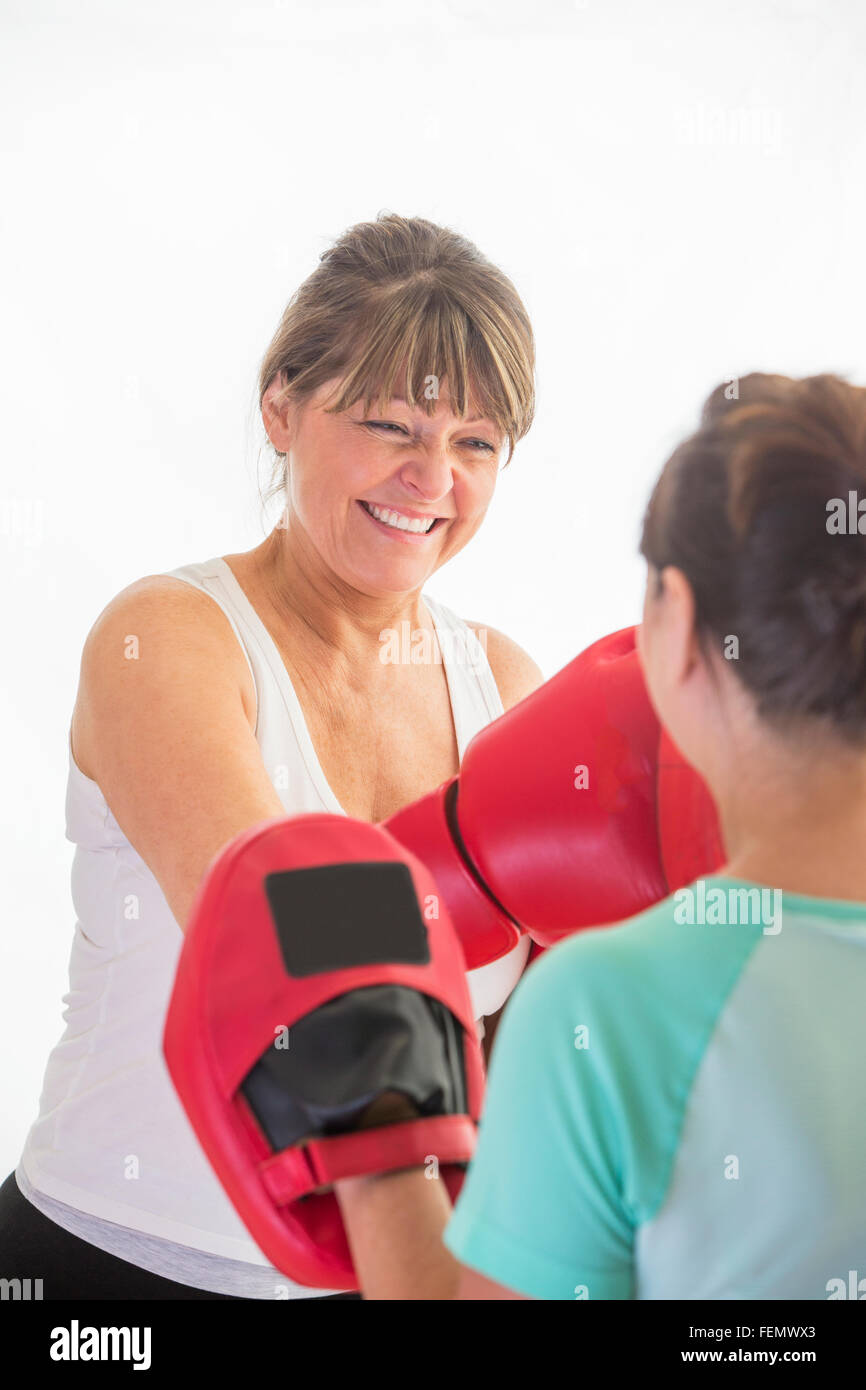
[658,566,699,687]
[641,565,700,710]
[262,373,295,454]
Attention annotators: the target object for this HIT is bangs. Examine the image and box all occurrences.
[316,282,534,461]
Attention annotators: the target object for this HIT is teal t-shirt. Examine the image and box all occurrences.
[443,877,866,1300]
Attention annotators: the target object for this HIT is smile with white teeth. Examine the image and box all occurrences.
[361,501,438,534]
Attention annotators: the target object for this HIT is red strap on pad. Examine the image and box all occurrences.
[258,1114,476,1203]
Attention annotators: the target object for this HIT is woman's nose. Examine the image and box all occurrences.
[397,440,454,502]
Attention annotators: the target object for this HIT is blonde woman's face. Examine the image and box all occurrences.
[278,375,505,596]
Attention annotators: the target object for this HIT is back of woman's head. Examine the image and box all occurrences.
[257,213,536,505]
[640,372,866,744]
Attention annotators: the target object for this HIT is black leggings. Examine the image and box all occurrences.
[0,1172,359,1301]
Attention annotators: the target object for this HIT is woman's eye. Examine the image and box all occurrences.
[363,421,495,453]
[364,420,407,435]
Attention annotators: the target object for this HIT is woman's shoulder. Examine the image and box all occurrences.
[73,571,255,778]
[462,618,545,711]
[422,595,544,711]
[82,570,239,652]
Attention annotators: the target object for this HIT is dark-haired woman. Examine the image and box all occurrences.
[335,371,866,1299]
[0,215,543,1300]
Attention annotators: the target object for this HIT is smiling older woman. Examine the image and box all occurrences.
[2,214,543,1302]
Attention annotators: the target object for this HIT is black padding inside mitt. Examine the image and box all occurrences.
[240,985,468,1150]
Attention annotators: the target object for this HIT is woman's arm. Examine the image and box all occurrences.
[334,1170,528,1300]
[71,576,287,932]
[335,1170,460,1301]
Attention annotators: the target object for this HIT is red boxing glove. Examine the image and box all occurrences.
[385,626,725,961]
[163,814,484,1292]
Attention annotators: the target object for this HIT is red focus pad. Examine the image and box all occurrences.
[657,726,725,890]
[163,814,484,1293]
[457,627,671,948]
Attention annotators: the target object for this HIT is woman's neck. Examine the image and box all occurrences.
[236,520,434,686]
[716,742,866,902]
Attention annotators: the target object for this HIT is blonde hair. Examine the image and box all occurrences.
[258,213,536,506]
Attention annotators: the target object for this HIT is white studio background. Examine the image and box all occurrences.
[2,0,865,1169]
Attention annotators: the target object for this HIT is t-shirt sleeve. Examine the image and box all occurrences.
[443,939,634,1300]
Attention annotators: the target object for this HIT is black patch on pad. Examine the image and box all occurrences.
[264,861,431,978]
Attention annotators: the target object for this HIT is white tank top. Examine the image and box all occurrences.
[17,556,529,1299]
